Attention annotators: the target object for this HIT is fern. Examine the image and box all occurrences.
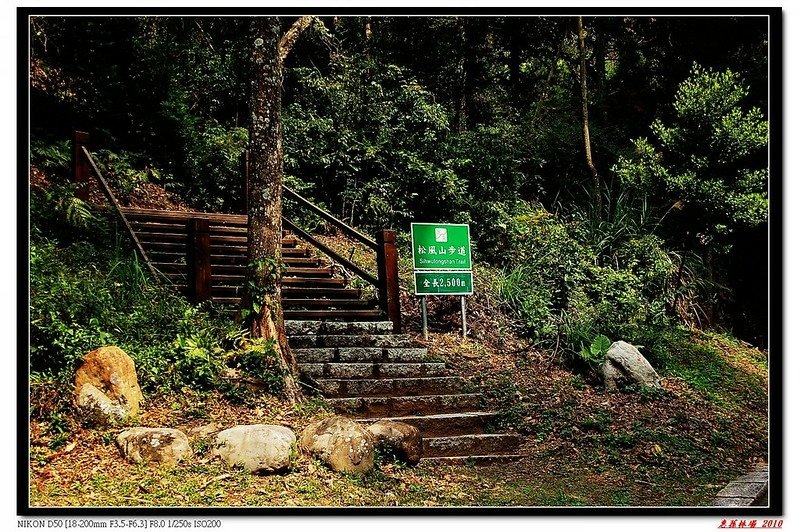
[61,196,98,229]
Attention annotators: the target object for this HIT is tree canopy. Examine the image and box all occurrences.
[29,13,771,344]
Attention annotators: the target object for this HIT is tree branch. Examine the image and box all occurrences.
[278,16,316,63]
[578,16,602,215]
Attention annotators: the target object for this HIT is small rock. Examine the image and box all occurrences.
[299,416,375,474]
[116,427,191,466]
[367,420,422,465]
[213,424,296,474]
[602,341,662,392]
[75,383,127,426]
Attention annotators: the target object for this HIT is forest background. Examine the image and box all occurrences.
[14,5,793,522]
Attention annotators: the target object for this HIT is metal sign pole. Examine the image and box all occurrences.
[460,295,467,338]
[421,296,429,341]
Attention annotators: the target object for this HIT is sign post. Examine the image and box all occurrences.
[411,223,473,338]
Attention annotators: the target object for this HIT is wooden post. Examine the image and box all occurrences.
[72,130,91,201]
[377,229,401,333]
[242,149,250,215]
[187,218,212,304]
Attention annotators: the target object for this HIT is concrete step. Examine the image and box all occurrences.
[420,454,526,465]
[422,433,523,458]
[299,361,447,379]
[315,376,466,398]
[286,320,394,336]
[294,347,429,363]
[357,412,497,437]
[328,393,481,417]
[289,334,413,349]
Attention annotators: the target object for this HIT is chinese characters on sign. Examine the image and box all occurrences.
[413,272,473,295]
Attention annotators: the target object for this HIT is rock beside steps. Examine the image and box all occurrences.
[287,320,523,464]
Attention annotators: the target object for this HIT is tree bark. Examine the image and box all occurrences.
[278,16,315,62]
[578,16,602,215]
[244,17,301,404]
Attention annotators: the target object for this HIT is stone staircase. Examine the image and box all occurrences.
[287,320,523,463]
[127,208,522,463]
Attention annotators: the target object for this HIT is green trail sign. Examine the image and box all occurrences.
[414,271,473,296]
[410,223,472,271]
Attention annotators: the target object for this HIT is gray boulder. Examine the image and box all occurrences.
[367,420,422,465]
[213,424,296,474]
[602,341,661,391]
[299,416,375,474]
[116,427,191,466]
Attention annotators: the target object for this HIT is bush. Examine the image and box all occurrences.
[491,201,678,367]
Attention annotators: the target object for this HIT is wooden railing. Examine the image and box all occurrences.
[73,131,158,278]
[72,132,402,333]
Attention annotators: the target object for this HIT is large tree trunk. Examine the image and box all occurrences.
[578,16,602,215]
[244,17,302,404]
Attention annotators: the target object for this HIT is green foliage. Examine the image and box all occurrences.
[474,373,528,433]
[492,201,676,363]
[284,54,461,231]
[31,138,71,176]
[227,336,287,396]
[92,149,154,196]
[28,192,288,397]
[578,408,612,432]
[613,65,768,244]
[292,396,333,417]
[159,88,248,211]
[579,335,611,366]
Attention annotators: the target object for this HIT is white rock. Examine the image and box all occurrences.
[116,427,191,466]
[213,424,296,474]
[602,341,661,391]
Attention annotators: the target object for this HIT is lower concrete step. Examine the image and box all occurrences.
[294,347,429,363]
[290,334,412,349]
[328,393,482,417]
[299,362,448,379]
[357,412,497,437]
[422,433,523,458]
[420,454,526,465]
[286,320,394,336]
[315,376,466,398]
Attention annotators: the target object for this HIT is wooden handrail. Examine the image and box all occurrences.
[79,145,159,278]
[282,218,380,287]
[282,186,378,251]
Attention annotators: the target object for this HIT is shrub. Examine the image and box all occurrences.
[490,201,680,370]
